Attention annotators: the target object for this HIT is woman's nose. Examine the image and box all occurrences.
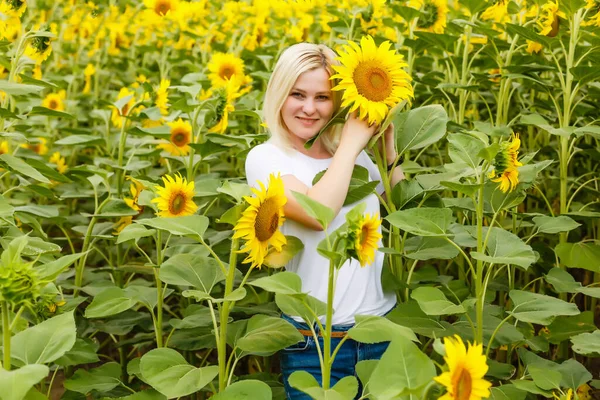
[302,98,316,114]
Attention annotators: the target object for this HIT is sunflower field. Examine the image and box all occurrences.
[1,0,600,399]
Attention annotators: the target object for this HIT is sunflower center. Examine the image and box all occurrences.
[8,0,24,11]
[155,0,171,15]
[171,129,189,147]
[353,61,392,102]
[219,65,235,80]
[169,193,186,215]
[254,198,280,242]
[454,366,472,400]
[417,2,439,29]
[548,15,560,37]
[48,99,58,109]
[360,225,370,248]
[31,35,50,54]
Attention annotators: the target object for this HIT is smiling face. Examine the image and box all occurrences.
[280,67,334,144]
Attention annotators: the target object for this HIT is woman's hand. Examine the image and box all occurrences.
[339,112,378,156]
[382,122,397,165]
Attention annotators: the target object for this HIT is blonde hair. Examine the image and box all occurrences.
[263,43,342,155]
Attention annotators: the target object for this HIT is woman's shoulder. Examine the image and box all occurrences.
[247,141,291,161]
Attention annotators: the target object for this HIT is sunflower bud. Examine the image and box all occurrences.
[0,261,39,306]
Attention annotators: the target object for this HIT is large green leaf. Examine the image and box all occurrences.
[0,364,49,400]
[248,271,303,295]
[139,348,219,398]
[64,362,121,394]
[55,338,100,366]
[0,80,44,95]
[532,216,580,234]
[29,106,76,120]
[447,132,486,170]
[217,181,251,204]
[275,293,327,324]
[236,315,303,356]
[117,224,156,244]
[9,311,76,366]
[508,290,580,325]
[159,254,225,292]
[34,252,87,280]
[136,215,209,240]
[210,380,272,400]
[489,384,528,400]
[396,105,448,154]
[471,227,536,269]
[543,312,596,344]
[85,287,137,318]
[571,330,600,356]
[106,390,166,400]
[347,315,418,343]
[289,371,358,400]
[404,236,459,260]
[386,207,453,237]
[411,287,465,315]
[555,242,600,272]
[290,191,335,230]
[367,337,436,399]
[0,154,50,184]
[528,365,561,390]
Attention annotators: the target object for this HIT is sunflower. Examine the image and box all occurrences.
[49,152,67,174]
[21,137,48,155]
[158,118,192,155]
[331,35,413,125]
[526,40,543,54]
[0,0,27,18]
[24,33,52,64]
[144,0,178,16]
[434,335,492,400]
[410,0,448,34]
[209,78,243,134]
[0,141,9,155]
[124,176,145,212]
[41,90,66,111]
[111,87,136,127]
[488,134,523,193]
[553,389,574,400]
[207,52,251,89]
[233,173,287,269]
[113,216,133,235]
[352,213,383,267]
[155,79,170,115]
[151,173,198,218]
[83,63,96,95]
[538,1,564,37]
[481,0,509,22]
[585,0,600,26]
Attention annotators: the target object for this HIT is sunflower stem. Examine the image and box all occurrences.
[154,230,164,347]
[475,171,485,344]
[218,237,239,392]
[2,302,10,370]
[322,257,336,390]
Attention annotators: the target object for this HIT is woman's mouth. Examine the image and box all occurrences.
[296,116,318,126]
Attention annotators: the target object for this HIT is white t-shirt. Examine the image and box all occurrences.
[245,141,396,325]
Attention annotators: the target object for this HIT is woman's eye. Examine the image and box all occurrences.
[291,92,304,98]
[317,95,330,100]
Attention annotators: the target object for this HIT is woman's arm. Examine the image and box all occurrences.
[282,114,377,231]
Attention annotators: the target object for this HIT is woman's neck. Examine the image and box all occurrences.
[288,134,332,159]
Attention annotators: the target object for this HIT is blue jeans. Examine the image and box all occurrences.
[280,314,391,400]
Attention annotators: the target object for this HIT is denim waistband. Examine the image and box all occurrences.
[281,304,396,335]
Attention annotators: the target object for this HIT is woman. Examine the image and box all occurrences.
[244,43,405,399]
